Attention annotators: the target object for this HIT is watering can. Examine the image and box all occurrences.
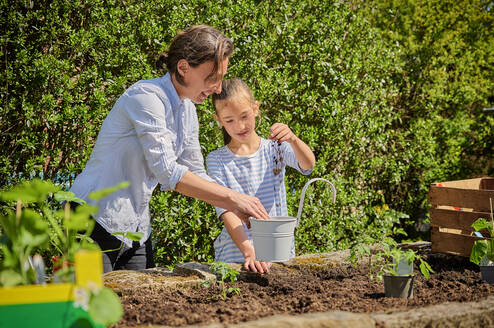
[249,178,337,262]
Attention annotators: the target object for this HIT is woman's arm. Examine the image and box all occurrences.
[221,211,270,273]
[175,171,270,220]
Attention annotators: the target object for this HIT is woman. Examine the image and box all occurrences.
[70,25,269,273]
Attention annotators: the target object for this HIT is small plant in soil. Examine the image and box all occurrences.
[470,199,494,267]
[470,218,494,266]
[349,237,433,281]
[370,245,434,280]
[202,262,240,300]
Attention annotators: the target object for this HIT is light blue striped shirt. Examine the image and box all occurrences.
[70,73,212,247]
[206,138,312,262]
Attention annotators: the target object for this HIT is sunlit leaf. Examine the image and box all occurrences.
[0,179,59,203]
[111,231,144,242]
[88,181,130,201]
[89,287,123,326]
[54,191,86,204]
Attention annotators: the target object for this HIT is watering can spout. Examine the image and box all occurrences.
[296,178,336,227]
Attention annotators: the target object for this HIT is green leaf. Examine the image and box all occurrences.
[0,269,24,287]
[111,231,144,242]
[419,260,434,279]
[0,179,59,203]
[54,191,86,204]
[88,181,130,201]
[89,287,123,326]
[470,240,489,265]
[19,209,50,249]
[472,218,492,236]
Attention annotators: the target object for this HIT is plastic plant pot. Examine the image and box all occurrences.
[480,266,494,284]
[383,274,415,299]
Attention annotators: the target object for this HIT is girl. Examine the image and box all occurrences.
[207,78,315,273]
[70,26,270,273]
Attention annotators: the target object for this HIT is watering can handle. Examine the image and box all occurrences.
[296,178,336,227]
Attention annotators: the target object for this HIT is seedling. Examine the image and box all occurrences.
[349,237,433,281]
[201,262,240,300]
[371,245,434,280]
[470,198,494,266]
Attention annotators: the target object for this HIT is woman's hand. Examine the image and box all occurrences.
[175,171,270,220]
[230,190,270,220]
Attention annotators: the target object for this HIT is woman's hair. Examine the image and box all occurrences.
[156,25,233,85]
[212,78,257,145]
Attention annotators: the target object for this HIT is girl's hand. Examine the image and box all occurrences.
[243,253,271,274]
[269,123,296,144]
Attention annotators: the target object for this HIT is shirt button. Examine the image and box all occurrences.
[276,203,280,207]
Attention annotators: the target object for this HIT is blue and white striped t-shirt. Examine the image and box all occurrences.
[206,137,313,263]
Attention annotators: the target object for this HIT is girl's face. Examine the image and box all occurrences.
[215,98,259,144]
[175,58,229,104]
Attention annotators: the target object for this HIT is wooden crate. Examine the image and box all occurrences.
[429,177,494,257]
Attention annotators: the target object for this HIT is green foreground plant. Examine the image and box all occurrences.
[201,262,240,301]
[0,178,138,326]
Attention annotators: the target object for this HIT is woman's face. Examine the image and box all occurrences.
[215,98,259,144]
[176,57,229,104]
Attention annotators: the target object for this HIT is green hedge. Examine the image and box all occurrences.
[1,0,492,266]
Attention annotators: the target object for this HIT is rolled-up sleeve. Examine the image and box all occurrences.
[206,153,228,218]
[124,92,188,190]
[177,109,214,182]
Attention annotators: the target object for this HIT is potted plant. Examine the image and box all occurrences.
[0,179,135,327]
[350,238,434,299]
[469,200,494,283]
[375,245,433,298]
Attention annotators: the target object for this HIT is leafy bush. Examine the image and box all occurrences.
[1,0,492,266]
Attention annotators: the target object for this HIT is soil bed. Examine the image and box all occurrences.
[114,254,494,327]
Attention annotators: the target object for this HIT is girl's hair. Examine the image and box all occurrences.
[156,25,233,85]
[212,78,256,145]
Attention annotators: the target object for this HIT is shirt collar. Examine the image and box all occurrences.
[162,73,183,111]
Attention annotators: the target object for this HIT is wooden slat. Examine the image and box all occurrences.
[433,177,483,189]
[432,177,494,190]
[430,208,491,232]
[430,227,486,257]
[480,178,494,190]
[429,186,494,212]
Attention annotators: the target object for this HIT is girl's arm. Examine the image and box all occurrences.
[269,123,315,170]
[175,171,270,220]
[221,211,271,273]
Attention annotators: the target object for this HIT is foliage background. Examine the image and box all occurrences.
[1,0,493,266]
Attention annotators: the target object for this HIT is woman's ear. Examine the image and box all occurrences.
[213,113,222,127]
[177,59,189,78]
[253,100,260,116]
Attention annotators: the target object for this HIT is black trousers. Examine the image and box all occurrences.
[90,221,155,273]
[70,201,155,273]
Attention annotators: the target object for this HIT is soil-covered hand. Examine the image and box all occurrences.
[243,253,271,274]
[268,123,296,144]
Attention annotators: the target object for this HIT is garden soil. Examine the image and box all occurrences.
[113,254,494,327]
